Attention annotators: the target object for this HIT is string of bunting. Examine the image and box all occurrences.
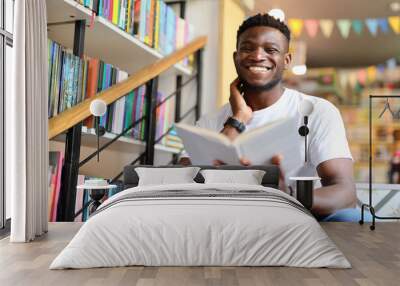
[337,58,399,90]
[287,16,400,38]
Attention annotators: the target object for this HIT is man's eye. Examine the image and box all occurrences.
[240,47,253,52]
[265,48,278,53]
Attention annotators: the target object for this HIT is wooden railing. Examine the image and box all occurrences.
[48,35,208,139]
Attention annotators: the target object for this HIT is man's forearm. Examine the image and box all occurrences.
[311,182,357,216]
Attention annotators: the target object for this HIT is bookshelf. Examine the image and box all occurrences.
[47,0,205,221]
[47,0,193,155]
[46,0,192,76]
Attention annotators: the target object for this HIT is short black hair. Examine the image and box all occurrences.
[236,13,291,48]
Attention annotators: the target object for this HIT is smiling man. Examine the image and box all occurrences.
[180,14,366,222]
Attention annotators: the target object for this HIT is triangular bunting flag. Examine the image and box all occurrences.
[288,19,304,38]
[377,64,385,74]
[365,18,379,36]
[367,66,377,82]
[304,19,319,38]
[348,72,358,88]
[319,19,334,38]
[352,19,363,35]
[357,69,367,85]
[338,71,349,89]
[378,18,390,34]
[387,58,397,69]
[388,16,400,34]
[337,19,352,38]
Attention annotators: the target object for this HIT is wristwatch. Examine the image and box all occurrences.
[224,117,246,133]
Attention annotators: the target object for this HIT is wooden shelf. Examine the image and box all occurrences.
[51,126,182,155]
[46,0,192,76]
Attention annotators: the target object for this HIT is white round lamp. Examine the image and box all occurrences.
[90,99,107,161]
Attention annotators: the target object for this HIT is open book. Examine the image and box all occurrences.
[175,117,302,173]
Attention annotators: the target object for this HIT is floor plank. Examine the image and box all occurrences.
[0,222,399,286]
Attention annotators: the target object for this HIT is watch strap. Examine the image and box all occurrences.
[224,117,246,133]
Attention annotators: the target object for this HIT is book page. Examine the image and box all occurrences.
[175,124,241,165]
[234,118,302,173]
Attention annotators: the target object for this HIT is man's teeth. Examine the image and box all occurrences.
[248,66,271,73]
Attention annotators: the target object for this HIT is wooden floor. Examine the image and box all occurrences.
[0,222,399,286]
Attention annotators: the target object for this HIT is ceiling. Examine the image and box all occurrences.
[251,0,400,68]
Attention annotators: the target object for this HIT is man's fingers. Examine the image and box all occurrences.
[269,154,288,192]
[240,158,251,166]
[271,154,284,165]
[213,160,226,166]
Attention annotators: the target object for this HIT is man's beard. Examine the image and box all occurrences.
[242,76,282,92]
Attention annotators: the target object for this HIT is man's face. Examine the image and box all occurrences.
[234,26,291,90]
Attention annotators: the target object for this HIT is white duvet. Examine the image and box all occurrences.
[50,183,350,269]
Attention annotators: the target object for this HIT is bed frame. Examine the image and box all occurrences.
[123,165,280,189]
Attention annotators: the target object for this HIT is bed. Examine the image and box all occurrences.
[50,165,350,269]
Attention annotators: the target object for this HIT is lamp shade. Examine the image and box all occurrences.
[90,99,107,117]
[299,99,314,116]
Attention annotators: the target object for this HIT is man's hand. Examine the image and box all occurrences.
[229,78,252,124]
[213,158,251,166]
[270,155,288,192]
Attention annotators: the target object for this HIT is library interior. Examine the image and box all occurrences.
[1,0,400,285]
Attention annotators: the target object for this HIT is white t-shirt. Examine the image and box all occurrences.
[192,88,352,187]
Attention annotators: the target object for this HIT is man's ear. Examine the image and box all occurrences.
[233,51,239,72]
[284,53,292,70]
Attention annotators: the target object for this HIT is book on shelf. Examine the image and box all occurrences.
[48,151,64,222]
[48,39,177,147]
[175,118,302,173]
[78,0,194,58]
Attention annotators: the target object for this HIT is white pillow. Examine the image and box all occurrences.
[135,167,200,186]
[200,169,266,185]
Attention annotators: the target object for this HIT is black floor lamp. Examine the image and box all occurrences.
[359,95,400,230]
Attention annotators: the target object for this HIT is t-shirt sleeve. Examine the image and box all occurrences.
[309,101,353,167]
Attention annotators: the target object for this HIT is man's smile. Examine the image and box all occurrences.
[247,65,273,74]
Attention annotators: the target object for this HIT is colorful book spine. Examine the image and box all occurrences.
[123,90,134,137]
[139,0,147,42]
[133,0,141,35]
[52,152,64,222]
[98,0,103,16]
[126,0,133,34]
[165,5,175,54]
[119,0,126,29]
[112,0,120,26]
[83,58,100,128]
[48,151,64,222]
[153,0,160,50]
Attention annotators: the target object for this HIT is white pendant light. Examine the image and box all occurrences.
[292,65,307,75]
[268,8,285,22]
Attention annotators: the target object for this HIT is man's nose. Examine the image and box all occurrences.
[249,47,267,61]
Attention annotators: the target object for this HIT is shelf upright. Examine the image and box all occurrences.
[57,19,86,222]
[142,78,159,165]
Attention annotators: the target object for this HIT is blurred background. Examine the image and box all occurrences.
[226,0,400,185]
[217,0,400,217]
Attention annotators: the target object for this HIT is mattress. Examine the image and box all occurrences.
[50,183,351,269]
